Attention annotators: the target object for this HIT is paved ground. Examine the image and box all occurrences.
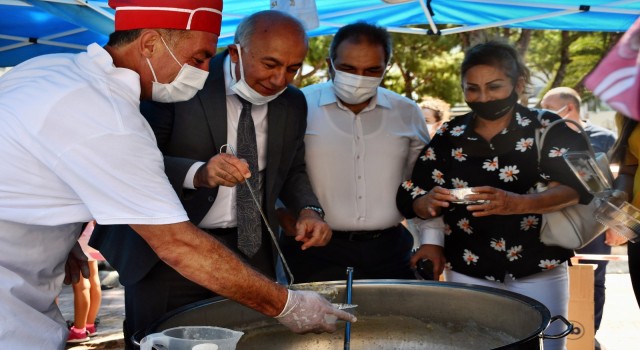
[59,272,125,350]
[593,246,640,350]
[58,246,640,350]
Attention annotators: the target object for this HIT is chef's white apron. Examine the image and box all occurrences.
[0,220,81,349]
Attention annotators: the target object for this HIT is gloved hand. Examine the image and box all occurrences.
[275,290,357,334]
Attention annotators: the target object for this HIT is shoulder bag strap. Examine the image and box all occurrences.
[535,115,596,164]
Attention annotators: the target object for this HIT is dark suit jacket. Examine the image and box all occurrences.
[90,51,320,286]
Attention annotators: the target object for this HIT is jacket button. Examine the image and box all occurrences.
[208,196,215,202]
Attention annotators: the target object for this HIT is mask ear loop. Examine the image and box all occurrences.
[145,58,159,83]
[554,105,568,115]
[231,44,247,83]
[160,36,183,68]
[146,36,182,84]
[219,143,296,287]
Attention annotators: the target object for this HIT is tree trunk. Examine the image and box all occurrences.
[394,61,414,99]
[549,31,572,89]
[516,30,532,105]
[515,29,532,59]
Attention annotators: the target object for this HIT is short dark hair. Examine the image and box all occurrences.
[461,41,531,87]
[107,29,142,47]
[329,22,392,64]
[106,29,188,47]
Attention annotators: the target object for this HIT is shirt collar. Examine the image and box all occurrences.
[86,43,140,100]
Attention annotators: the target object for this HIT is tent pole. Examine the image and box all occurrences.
[0,28,89,52]
[76,0,115,20]
[418,0,439,35]
[458,0,640,15]
[441,9,582,35]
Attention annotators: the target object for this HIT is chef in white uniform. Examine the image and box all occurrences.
[0,1,355,348]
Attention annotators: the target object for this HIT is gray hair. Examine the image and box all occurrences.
[233,10,308,48]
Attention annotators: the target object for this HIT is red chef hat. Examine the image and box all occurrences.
[109,0,223,35]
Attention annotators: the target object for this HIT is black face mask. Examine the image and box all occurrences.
[466,89,519,121]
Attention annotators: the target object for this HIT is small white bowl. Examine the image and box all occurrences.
[449,188,486,204]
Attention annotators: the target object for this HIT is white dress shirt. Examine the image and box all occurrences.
[302,81,429,231]
[185,55,269,228]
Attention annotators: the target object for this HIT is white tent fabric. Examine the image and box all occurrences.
[1,0,639,66]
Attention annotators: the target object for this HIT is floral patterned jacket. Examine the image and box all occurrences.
[396,105,592,281]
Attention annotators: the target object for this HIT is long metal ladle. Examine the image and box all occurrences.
[344,267,354,350]
[220,144,295,286]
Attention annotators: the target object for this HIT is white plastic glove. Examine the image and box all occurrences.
[275,290,357,334]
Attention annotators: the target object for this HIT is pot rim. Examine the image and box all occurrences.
[143,279,554,349]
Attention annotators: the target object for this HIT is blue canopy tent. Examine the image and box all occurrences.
[1,0,639,67]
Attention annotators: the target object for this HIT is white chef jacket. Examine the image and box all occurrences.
[302,82,429,231]
[0,44,188,349]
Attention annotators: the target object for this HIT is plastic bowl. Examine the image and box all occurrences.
[594,199,640,242]
[449,188,486,205]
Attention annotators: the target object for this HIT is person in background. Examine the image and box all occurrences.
[541,87,624,349]
[0,1,354,348]
[397,41,592,350]
[420,96,451,139]
[90,10,332,349]
[280,22,430,282]
[67,221,103,343]
[607,114,639,308]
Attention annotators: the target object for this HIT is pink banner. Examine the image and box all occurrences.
[585,17,640,121]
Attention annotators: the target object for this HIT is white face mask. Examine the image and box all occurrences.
[146,37,209,103]
[331,60,383,105]
[230,44,287,106]
[553,105,568,116]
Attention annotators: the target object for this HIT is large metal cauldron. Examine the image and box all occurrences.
[146,280,571,350]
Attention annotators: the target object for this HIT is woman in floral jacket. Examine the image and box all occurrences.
[396,41,591,350]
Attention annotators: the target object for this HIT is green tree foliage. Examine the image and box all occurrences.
[296,36,332,87]
[523,30,621,101]
[387,29,463,105]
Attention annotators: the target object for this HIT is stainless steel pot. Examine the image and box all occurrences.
[146,280,571,350]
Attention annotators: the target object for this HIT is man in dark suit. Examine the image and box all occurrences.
[90,10,330,349]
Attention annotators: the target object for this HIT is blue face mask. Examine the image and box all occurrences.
[230,44,287,105]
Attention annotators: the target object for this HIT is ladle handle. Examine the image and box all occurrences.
[344,267,354,350]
